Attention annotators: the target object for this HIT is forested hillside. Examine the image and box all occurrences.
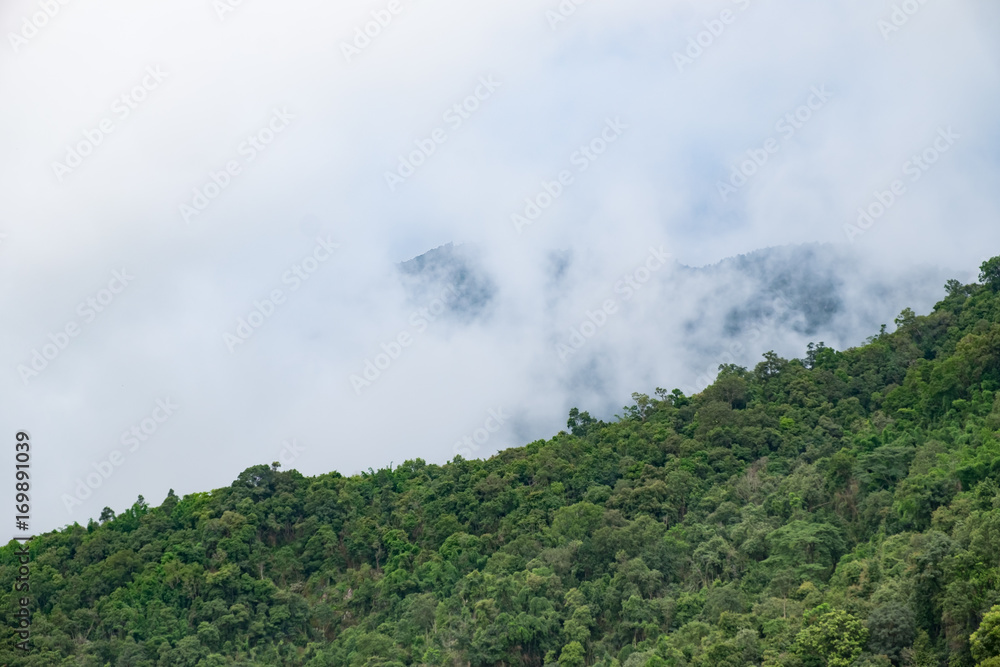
[5,257,1000,667]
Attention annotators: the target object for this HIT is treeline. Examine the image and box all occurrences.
[3,257,1000,666]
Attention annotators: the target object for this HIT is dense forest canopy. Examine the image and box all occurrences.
[4,257,1000,666]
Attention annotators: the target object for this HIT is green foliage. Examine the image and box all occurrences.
[4,258,1000,665]
[981,256,1000,292]
[794,609,868,667]
[559,641,587,666]
[972,606,1000,664]
[865,602,915,661]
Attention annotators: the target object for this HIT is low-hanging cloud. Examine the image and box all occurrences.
[0,0,998,532]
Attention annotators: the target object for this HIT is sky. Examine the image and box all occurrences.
[1,0,999,534]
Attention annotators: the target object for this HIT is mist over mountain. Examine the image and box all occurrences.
[398,242,959,407]
[671,245,958,390]
[399,243,498,322]
[7,256,1000,666]
[4,0,996,539]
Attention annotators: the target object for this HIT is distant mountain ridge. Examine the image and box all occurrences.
[399,242,956,392]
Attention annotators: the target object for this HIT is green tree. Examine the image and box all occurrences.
[945,278,965,297]
[972,605,1000,664]
[981,256,1000,292]
[558,641,586,667]
[865,602,915,661]
[794,609,868,667]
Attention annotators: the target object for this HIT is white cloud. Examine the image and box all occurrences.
[0,0,998,531]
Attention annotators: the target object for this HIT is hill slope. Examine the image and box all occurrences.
[4,258,1000,667]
